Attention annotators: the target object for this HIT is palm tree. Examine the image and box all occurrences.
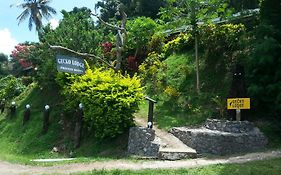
[12,0,57,31]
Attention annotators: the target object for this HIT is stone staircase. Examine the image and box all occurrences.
[132,117,197,160]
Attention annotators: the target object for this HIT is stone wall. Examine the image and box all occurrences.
[204,119,255,133]
[127,127,160,157]
[170,119,268,155]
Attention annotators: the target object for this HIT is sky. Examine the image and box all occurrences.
[0,0,99,56]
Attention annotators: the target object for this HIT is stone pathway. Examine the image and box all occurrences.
[134,116,197,159]
[0,150,280,175]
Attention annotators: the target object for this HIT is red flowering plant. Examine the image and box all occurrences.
[100,41,113,54]
[127,55,138,71]
[99,41,118,64]
[10,44,34,70]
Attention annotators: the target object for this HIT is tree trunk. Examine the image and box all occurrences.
[195,35,200,94]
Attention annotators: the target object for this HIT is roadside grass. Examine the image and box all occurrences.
[0,84,64,164]
[0,84,129,165]
[71,158,281,175]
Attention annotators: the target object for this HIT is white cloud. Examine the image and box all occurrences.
[49,18,59,30]
[0,28,18,56]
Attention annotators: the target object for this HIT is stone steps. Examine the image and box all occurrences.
[155,131,197,160]
[133,117,197,160]
[158,148,197,160]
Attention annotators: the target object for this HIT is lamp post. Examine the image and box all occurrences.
[10,101,16,118]
[145,97,157,129]
[42,105,50,134]
[0,98,5,113]
[74,103,84,148]
[23,104,30,125]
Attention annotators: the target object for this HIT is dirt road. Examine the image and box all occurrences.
[0,150,280,175]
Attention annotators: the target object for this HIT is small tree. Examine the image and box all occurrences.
[92,3,128,71]
[160,0,231,94]
[127,17,158,58]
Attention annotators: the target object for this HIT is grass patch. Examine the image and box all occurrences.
[72,158,281,175]
[146,52,225,130]
[0,84,129,164]
[256,120,281,148]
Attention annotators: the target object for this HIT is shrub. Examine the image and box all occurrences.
[139,52,166,97]
[57,68,144,139]
[163,33,192,56]
[0,75,26,100]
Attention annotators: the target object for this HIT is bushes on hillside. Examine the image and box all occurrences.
[163,33,192,56]
[0,75,26,100]
[57,68,144,139]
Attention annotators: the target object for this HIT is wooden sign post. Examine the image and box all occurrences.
[227,98,250,121]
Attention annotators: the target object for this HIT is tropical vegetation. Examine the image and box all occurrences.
[0,0,280,170]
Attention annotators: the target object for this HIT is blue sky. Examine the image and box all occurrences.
[0,0,99,56]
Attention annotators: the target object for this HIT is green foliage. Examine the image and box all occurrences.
[57,68,144,139]
[246,24,281,119]
[0,53,8,76]
[147,32,166,54]
[31,7,103,88]
[141,50,233,129]
[163,33,192,56]
[211,96,227,119]
[0,53,8,62]
[127,17,158,53]
[260,0,281,32]
[200,23,246,71]
[96,0,165,21]
[141,53,213,129]
[159,0,231,30]
[139,52,166,96]
[0,75,26,100]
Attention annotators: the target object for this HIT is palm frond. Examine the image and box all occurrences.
[28,15,34,30]
[13,0,56,31]
[17,9,30,24]
[41,6,56,19]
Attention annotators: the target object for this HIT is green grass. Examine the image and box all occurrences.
[145,52,224,130]
[0,84,129,164]
[0,84,64,164]
[257,120,281,148]
[72,158,281,175]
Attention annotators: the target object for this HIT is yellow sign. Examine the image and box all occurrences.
[227,98,250,109]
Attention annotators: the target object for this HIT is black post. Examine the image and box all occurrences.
[145,96,157,129]
[42,105,50,134]
[23,104,30,125]
[10,101,16,118]
[74,103,84,148]
[0,99,5,114]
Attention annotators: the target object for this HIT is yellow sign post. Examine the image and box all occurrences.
[227,98,250,121]
[227,98,250,110]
